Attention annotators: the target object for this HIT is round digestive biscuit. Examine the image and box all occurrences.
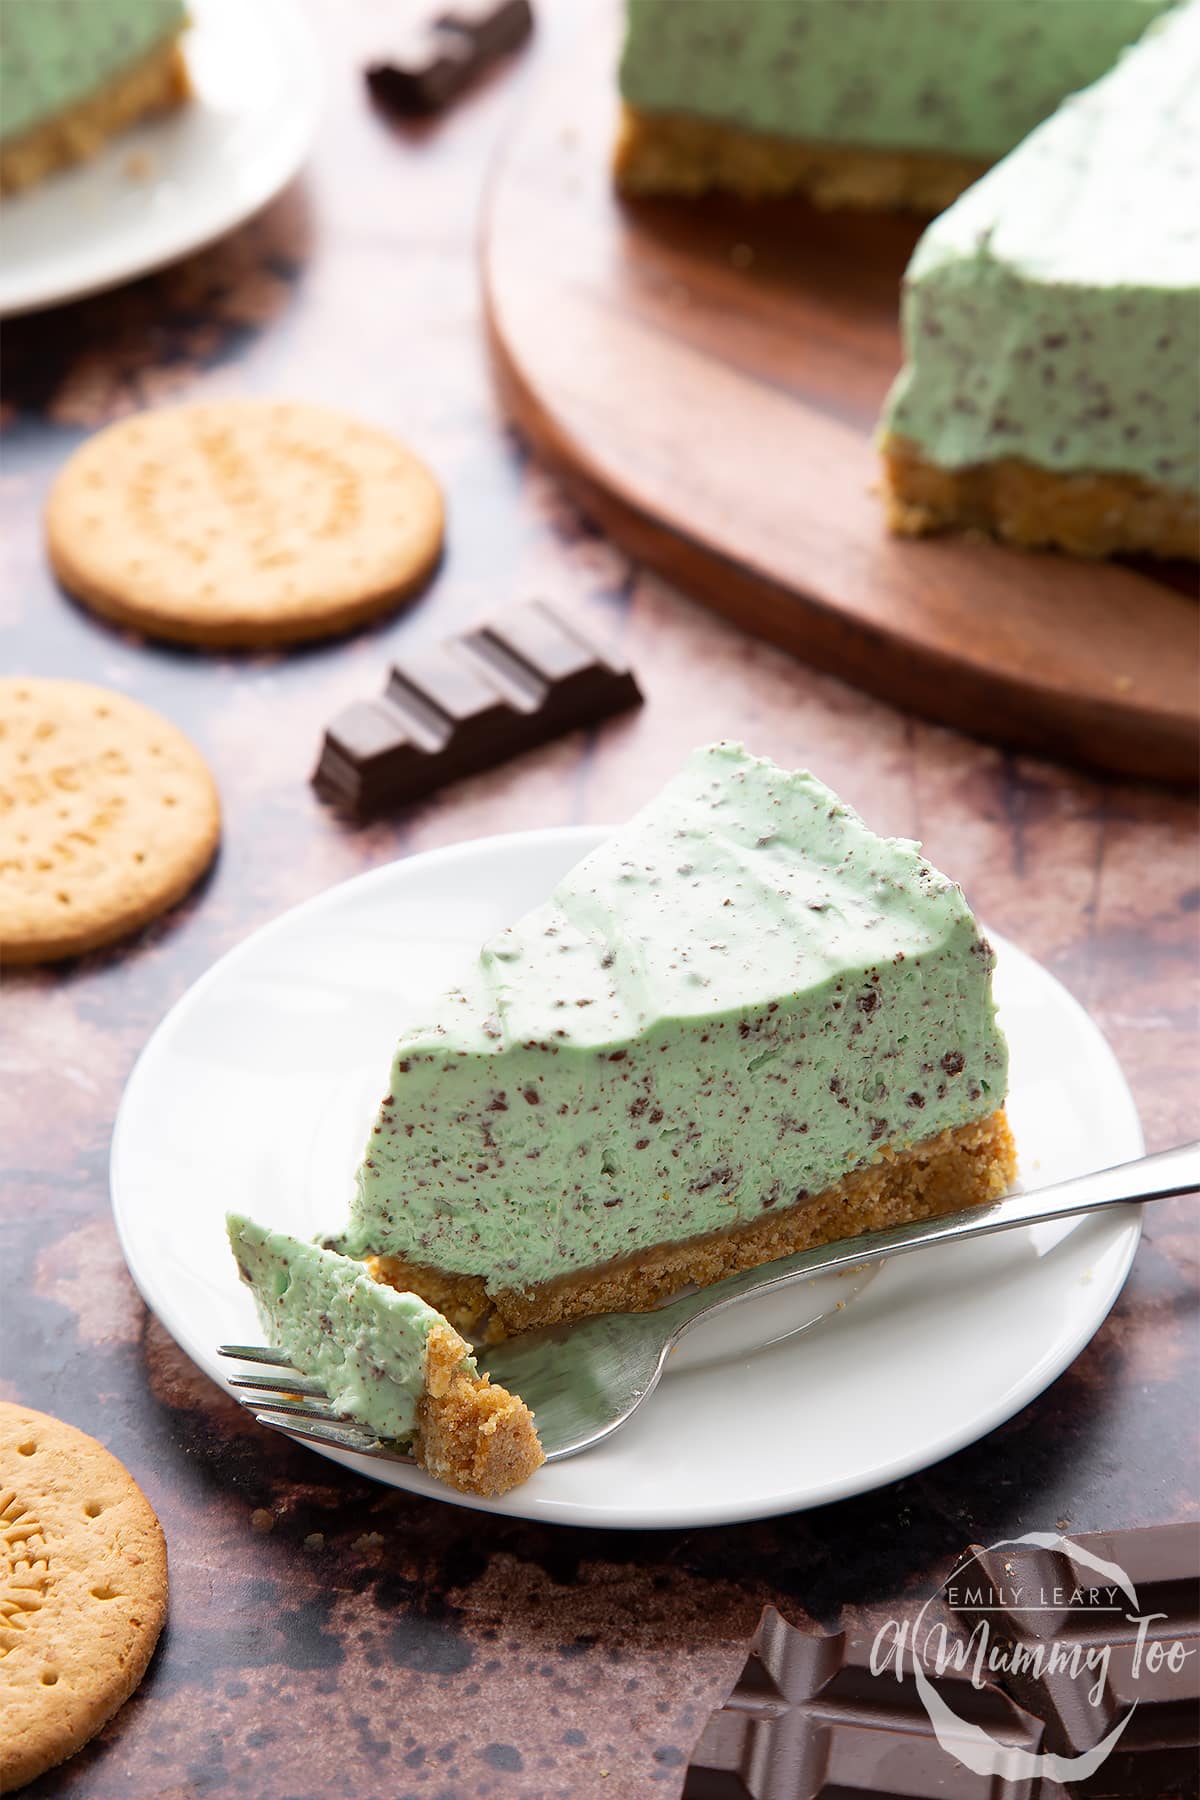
[45,399,445,647]
[0,1405,168,1794]
[0,679,219,964]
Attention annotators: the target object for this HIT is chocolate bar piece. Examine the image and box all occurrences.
[365,27,476,116]
[949,1524,1200,1799]
[313,600,641,817]
[438,0,533,59]
[684,1606,1048,1800]
[365,2,533,118]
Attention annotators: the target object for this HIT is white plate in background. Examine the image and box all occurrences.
[0,0,321,317]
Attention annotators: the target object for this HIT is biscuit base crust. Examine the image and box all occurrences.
[373,1110,1017,1343]
[0,39,190,195]
[415,1322,545,1496]
[613,104,986,212]
[883,435,1200,560]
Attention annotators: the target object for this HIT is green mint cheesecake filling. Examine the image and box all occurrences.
[619,0,1174,162]
[881,0,1200,490]
[334,744,1008,1296]
[0,0,186,143]
[227,1215,473,1442]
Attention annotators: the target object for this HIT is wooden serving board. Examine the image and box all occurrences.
[482,12,1198,784]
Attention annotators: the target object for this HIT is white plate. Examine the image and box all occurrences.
[111,827,1143,1529]
[0,0,321,317]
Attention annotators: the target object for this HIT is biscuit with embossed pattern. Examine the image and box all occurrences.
[46,399,445,647]
[0,679,219,964]
[0,1404,168,1794]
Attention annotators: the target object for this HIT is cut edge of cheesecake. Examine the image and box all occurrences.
[373,1109,1017,1342]
[0,35,190,196]
[614,103,987,212]
[882,433,1200,560]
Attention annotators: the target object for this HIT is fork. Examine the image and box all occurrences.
[220,1140,1198,1468]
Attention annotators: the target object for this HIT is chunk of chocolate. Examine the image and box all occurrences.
[365,27,477,117]
[313,600,641,817]
[365,2,533,119]
[438,0,533,60]
[688,1528,1200,1800]
[948,1524,1200,1799]
[684,1607,1047,1800]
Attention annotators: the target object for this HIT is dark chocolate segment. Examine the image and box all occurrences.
[313,600,641,817]
[949,1524,1200,1798]
[684,1606,1047,1800]
[689,1530,1199,1800]
[437,0,533,60]
[365,2,532,118]
[365,28,477,117]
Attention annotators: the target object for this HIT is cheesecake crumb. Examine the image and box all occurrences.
[415,1321,545,1496]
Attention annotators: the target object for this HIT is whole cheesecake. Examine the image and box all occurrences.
[0,0,189,194]
[335,744,1016,1340]
[615,0,1174,212]
[881,0,1200,559]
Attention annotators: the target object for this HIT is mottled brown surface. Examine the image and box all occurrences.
[1,5,1197,1797]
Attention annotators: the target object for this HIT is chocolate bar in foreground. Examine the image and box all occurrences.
[950,1523,1200,1799]
[365,2,533,117]
[688,1522,1199,1799]
[684,1605,1049,1800]
[313,600,641,817]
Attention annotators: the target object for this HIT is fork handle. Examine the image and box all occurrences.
[660,1139,1200,1344]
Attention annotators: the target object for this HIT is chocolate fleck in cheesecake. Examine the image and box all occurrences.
[614,0,1174,213]
[881,0,1200,559]
[0,0,190,195]
[335,744,1016,1341]
[227,1217,544,1498]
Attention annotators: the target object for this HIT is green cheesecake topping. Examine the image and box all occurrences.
[619,0,1174,162]
[882,1,1200,490]
[336,744,1007,1294]
[227,1215,473,1442]
[0,0,186,143]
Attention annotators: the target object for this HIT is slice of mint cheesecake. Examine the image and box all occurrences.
[336,744,1015,1339]
[881,0,1200,558]
[227,1217,543,1495]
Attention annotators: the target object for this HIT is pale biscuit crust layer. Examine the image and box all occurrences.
[0,678,220,964]
[0,1404,168,1795]
[614,104,986,212]
[416,1322,545,1497]
[46,401,445,648]
[375,1111,1017,1342]
[0,40,189,196]
[882,435,1200,560]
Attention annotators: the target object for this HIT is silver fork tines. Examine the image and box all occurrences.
[254,1411,383,1454]
[236,1393,337,1420]
[219,1343,294,1366]
[218,1343,414,1464]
